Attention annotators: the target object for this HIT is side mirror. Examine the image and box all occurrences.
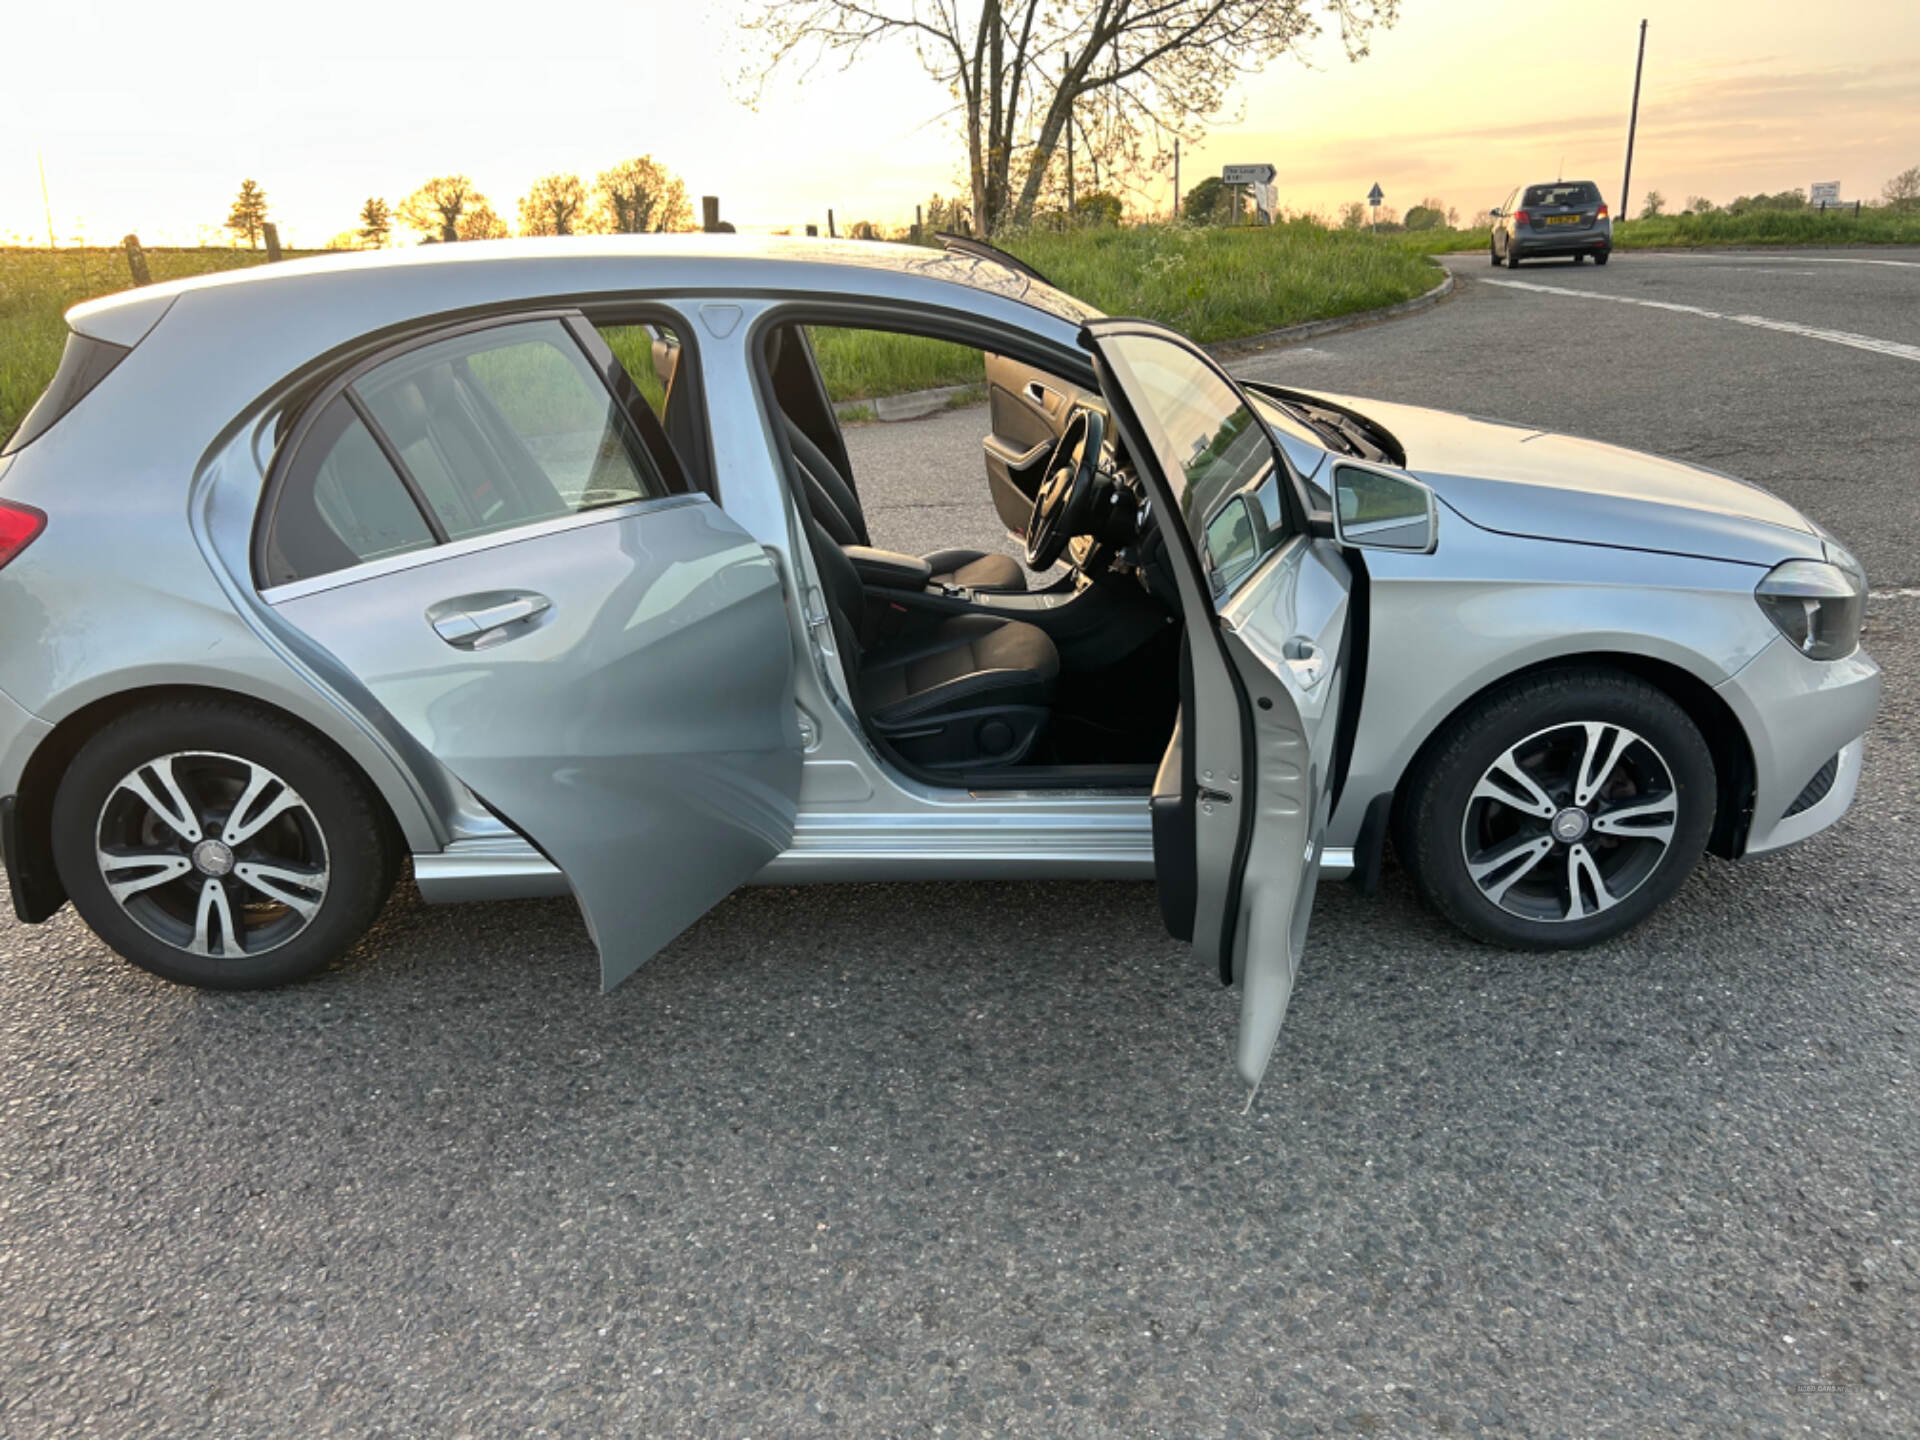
[1331,462,1438,554]
[1488,207,1502,218]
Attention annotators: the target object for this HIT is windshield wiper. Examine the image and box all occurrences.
[1264,395,1367,457]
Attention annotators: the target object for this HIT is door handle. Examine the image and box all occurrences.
[429,591,552,649]
[1024,380,1061,413]
[1282,637,1326,689]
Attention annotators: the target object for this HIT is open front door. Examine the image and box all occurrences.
[262,313,802,991]
[1088,320,1359,1089]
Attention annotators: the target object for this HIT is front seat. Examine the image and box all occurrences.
[792,442,1058,771]
[782,417,1030,594]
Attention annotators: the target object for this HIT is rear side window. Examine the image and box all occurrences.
[262,316,679,586]
[2,332,131,455]
[1522,182,1601,208]
[355,320,664,541]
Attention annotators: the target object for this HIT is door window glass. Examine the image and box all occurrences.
[1098,332,1291,601]
[353,319,665,542]
[261,396,436,585]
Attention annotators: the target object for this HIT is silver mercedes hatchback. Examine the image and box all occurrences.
[0,235,1879,1086]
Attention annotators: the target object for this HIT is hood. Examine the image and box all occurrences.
[1292,390,1824,567]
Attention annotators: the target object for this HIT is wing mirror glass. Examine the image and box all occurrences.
[1330,462,1438,554]
[1489,207,1502,218]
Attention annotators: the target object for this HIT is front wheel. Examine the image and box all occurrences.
[1396,669,1716,949]
[1489,242,1501,267]
[51,698,400,989]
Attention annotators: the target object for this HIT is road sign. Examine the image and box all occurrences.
[1811,180,1841,205]
[1250,180,1275,221]
[1223,164,1277,186]
[1367,182,1385,207]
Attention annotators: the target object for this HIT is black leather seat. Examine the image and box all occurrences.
[790,439,1058,770]
[784,419,1028,593]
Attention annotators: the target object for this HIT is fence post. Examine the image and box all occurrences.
[262,222,283,261]
[912,203,923,243]
[122,234,152,286]
[805,224,818,237]
[702,196,721,233]
[827,209,836,239]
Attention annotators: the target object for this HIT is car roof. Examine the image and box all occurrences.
[66,233,1100,340]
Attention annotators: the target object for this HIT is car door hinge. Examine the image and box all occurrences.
[804,585,831,632]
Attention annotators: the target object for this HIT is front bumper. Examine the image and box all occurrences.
[1715,637,1881,856]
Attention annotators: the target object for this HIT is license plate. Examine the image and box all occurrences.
[1542,214,1582,226]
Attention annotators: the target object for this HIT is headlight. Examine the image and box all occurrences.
[1754,558,1864,661]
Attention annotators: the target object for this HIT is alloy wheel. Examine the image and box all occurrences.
[93,751,330,959]
[1459,721,1678,924]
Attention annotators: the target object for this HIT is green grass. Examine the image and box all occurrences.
[1610,207,1920,248]
[1,245,315,442]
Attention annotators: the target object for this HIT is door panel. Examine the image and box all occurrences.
[273,497,802,989]
[1216,539,1351,1079]
[983,352,1096,536]
[1086,319,1354,1089]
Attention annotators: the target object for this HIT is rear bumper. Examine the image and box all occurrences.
[1514,230,1611,256]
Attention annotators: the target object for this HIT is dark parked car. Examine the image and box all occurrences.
[1490,181,1612,266]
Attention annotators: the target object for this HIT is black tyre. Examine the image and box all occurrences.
[51,698,400,989]
[1504,246,1522,268]
[1395,668,1716,950]
[1489,242,1501,267]
[1594,250,1611,266]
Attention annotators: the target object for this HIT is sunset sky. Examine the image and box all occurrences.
[3,0,1916,247]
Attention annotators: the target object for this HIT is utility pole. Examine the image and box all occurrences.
[1619,19,1648,222]
[38,149,56,249]
[1173,138,1181,218]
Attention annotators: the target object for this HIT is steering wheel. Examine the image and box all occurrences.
[1026,407,1106,570]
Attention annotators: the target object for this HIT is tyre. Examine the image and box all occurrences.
[1489,242,1501,268]
[51,698,400,989]
[1504,246,1522,269]
[1395,668,1716,950]
[1594,250,1611,266]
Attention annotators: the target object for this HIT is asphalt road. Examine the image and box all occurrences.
[3,250,1916,1438]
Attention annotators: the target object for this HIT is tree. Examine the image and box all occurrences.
[1639,189,1665,219]
[591,156,693,234]
[1884,165,1920,211]
[1402,201,1445,231]
[456,200,510,241]
[1682,195,1716,215]
[1182,175,1228,223]
[744,1,1397,236]
[1336,199,1367,230]
[358,196,392,248]
[227,179,269,249]
[1074,190,1124,225]
[519,173,589,236]
[398,175,495,243]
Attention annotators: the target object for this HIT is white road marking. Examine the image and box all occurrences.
[1656,254,1920,269]
[1481,279,1920,363]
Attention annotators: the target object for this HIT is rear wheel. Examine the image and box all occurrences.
[1594,250,1611,266]
[1504,246,1522,269]
[51,699,399,989]
[1396,668,1715,949]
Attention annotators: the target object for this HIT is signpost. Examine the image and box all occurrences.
[1811,180,1842,209]
[1367,182,1384,233]
[1223,164,1278,225]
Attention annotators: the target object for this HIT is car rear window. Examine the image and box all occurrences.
[1522,182,1601,208]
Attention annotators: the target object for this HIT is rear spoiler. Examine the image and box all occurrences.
[936,232,1054,288]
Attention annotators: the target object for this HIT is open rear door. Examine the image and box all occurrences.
[1087,320,1356,1090]
[264,313,802,991]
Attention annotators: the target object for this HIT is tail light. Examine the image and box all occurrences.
[1511,209,1529,225]
[1597,204,1610,219]
[0,501,46,572]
